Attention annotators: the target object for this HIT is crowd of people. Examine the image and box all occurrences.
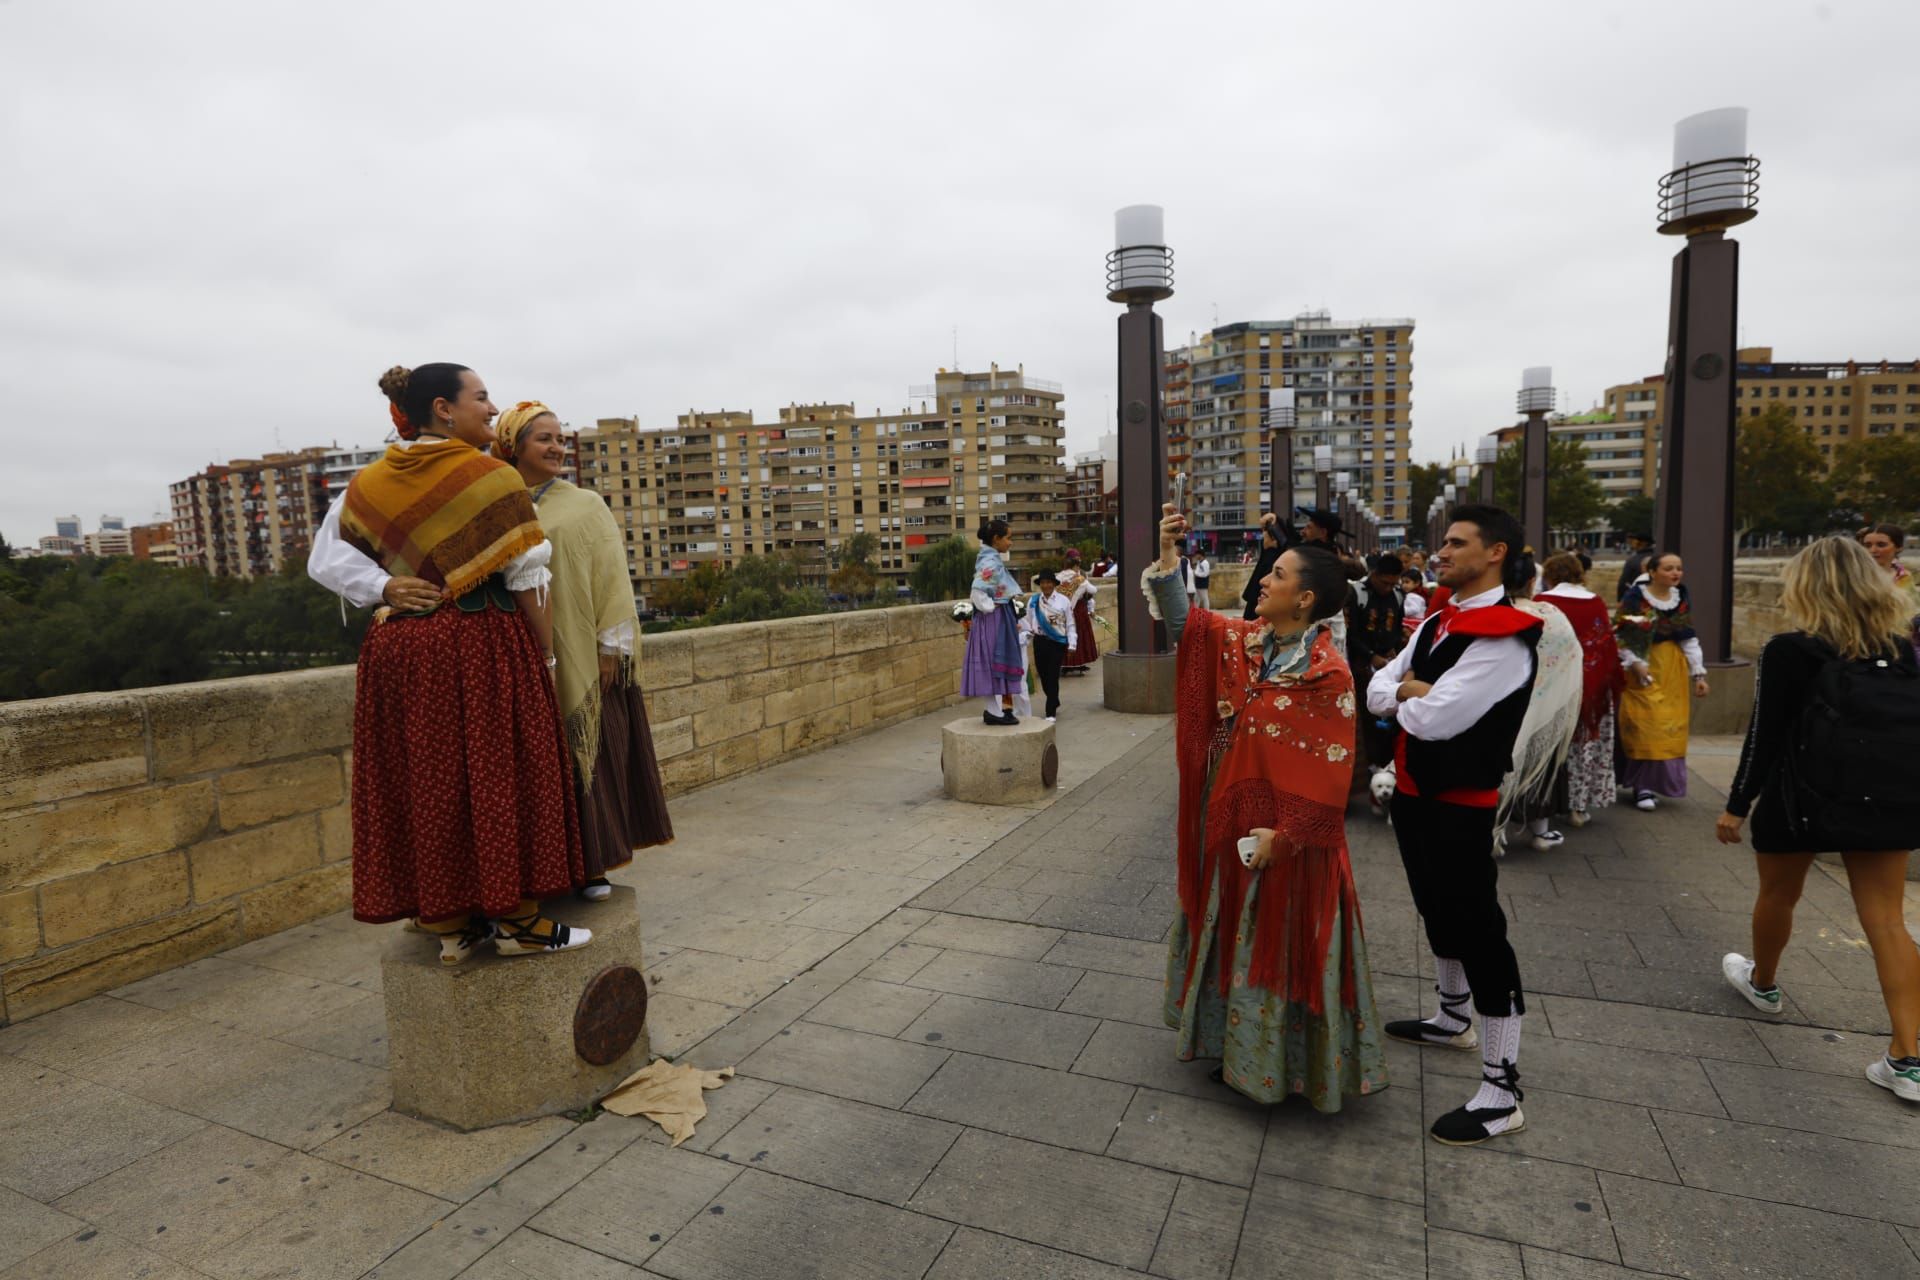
[1146,500,1920,1141]
[959,517,1102,725]
[310,363,673,963]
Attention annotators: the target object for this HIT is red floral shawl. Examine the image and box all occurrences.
[1538,590,1625,739]
[1173,610,1362,1013]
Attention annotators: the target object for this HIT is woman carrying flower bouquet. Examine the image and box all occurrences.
[1146,503,1388,1110]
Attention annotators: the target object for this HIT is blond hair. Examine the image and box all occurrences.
[1780,536,1911,660]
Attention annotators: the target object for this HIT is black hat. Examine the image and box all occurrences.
[1297,506,1343,539]
[1034,569,1058,584]
[1367,553,1402,575]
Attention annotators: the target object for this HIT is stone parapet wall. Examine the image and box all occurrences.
[0,591,1121,1025]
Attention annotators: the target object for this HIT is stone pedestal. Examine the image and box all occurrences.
[1101,651,1176,714]
[941,716,1058,805]
[382,887,651,1132]
[1690,658,1756,736]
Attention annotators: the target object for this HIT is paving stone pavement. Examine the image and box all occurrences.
[3,680,1919,1279]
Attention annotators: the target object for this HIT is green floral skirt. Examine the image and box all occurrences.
[1163,864,1389,1111]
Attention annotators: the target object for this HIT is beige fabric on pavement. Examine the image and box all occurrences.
[601,1059,735,1146]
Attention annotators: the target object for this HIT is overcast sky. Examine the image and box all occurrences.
[5,0,1917,541]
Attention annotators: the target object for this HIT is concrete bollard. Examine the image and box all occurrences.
[940,716,1058,805]
[382,886,652,1131]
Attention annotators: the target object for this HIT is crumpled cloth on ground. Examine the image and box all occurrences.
[600,1060,734,1146]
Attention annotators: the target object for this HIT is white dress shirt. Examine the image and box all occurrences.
[1364,583,1533,741]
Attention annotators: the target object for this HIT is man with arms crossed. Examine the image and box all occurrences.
[1366,505,1542,1145]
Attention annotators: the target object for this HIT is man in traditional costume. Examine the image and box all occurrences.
[1366,504,1541,1144]
[1022,569,1077,721]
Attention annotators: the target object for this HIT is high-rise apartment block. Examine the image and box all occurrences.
[1168,313,1414,547]
[169,448,331,578]
[576,365,1066,602]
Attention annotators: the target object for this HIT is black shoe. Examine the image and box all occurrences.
[983,710,1001,725]
[1429,1061,1525,1146]
[1384,988,1477,1049]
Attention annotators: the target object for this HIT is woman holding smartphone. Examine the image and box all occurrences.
[1145,503,1387,1110]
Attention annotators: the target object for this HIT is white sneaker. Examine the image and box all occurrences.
[1866,1055,1920,1103]
[1721,953,1785,1015]
[1530,830,1566,852]
[1045,715,1057,723]
[1635,792,1658,812]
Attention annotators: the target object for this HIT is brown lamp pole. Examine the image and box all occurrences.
[1265,388,1296,526]
[1476,434,1498,505]
[1517,366,1554,552]
[1654,108,1758,666]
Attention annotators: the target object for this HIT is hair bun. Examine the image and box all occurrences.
[378,365,412,403]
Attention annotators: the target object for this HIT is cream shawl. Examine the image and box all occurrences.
[535,479,640,787]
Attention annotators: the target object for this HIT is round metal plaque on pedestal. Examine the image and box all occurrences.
[1042,743,1059,789]
[574,965,649,1065]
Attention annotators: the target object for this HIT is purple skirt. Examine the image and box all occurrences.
[1619,757,1688,798]
[960,608,1024,697]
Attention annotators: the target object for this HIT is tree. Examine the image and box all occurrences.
[828,560,878,602]
[0,531,12,561]
[837,532,879,569]
[1734,403,1833,538]
[911,534,977,602]
[1609,493,1656,541]
[650,562,727,617]
[703,552,826,624]
[1491,438,1610,538]
[1831,432,1920,525]
[1409,462,1449,528]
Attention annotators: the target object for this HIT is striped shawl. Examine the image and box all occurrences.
[339,439,544,602]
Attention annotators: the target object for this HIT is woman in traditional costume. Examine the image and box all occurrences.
[1534,553,1623,828]
[1614,551,1710,811]
[1146,503,1388,1110]
[1860,524,1917,599]
[1060,555,1101,676]
[310,364,587,961]
[492,403,674,896]
[961,517,1025,725]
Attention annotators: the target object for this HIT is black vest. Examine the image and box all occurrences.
[1400,604,1539,795]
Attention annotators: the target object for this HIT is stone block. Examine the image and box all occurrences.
[1101,651,1176,714]
[833,610,891,654]
[711,731,767,781]
[690,625,769,682]
[190,813,324,902]
[0,691,148,810]
[764,681,833,726]
[239,861,352,940]
[726,665,802,701]
[650,714,695,761]
[889,649,931,686]
[639,633,694,690]
[0,889,39,963]
[0,780,214,889]
[216,755,344,831]
[941,716,1057,805]
[873,680,924,721]
[707,1087,962,1206]
[692,697,764,747]
[832,669,885,705]
[736,1020,948,1109]
[318,801,351,863]
[147,667,353,781]
[649,678,731,724]
[660,750,715,794]
[783,704,853,753]
[1,904,241,1022]
[849,695,875,730]
[383,887,652,1131]
[39,853,190,948]
[907,1049,1130,1153]
[760,615,835,664]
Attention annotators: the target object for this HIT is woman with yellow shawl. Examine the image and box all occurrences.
[1614,551,1710,811]
[494,402,673,891]
[308,364,588,963]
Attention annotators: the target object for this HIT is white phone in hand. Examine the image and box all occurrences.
[1236,835,1260,869]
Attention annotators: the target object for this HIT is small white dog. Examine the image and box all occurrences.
[1368,764,1396,818]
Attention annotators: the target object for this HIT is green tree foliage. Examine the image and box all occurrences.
[650,562,727,617]
[911,534,977,602]
[837,532,879,569]
[0,555,365,703]
[1491,439,1610,536]
[1409,461,1449,527]
[828,560,878,602]
[1734,404,1834,537]
[1831,432,1920,525]
[702,552,827,625]
[1609,493,1656,541]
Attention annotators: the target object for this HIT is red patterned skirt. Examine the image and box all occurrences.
[350,604,584,924]
[1066,596,1100,668]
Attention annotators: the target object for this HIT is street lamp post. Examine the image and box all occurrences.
[1104,204,1176,712]
[1265,388,1296,528]
[1517,366,1555,553]
[1313,445,1333,510]
[1476,434,1499,505]
[1655,107,1758,666]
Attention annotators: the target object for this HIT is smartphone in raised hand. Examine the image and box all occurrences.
[1170,471,1187,523]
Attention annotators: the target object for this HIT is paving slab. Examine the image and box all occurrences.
[1652,1108,1920,1227]
[314,1112,574,1202]
[1070,1019,1225,1099]
[926,1227,1143,1280]
[1535,994,1772,1065]
[1058,969,1165,1027]
[706,1086,960,1205]
[857,942,943,984]
[0,1068,205,1201]
[736,1020,947,1108]
[1417,1086,1678,1182]
[1105,1088,1264,1187]
[1423,1032,1728,1118]
[901,992,1100,1069]
[1701,1057,1920,1148]
[1234,1174,1426,1278]
[1424,1145,1619,1263]
[799,977,940,1037]
[908,914,1066,961]
[909,1129,1178,1270]
[456,1228,652,1280]
[646,1167,952,1280]
[904,949,1084,1009]
[1149,1176,1248,1280]
[1042,931,1168,980]
[0,1228,205,1280]
[0,1186,84,1272]
[1260,1080,1425,1206]
[906,1052,1132,1154]
[277,994,391,1068]
[528,1138,739,1269]
[195,1164,451,1280]
[1025,897,1171,941]
[0,996,184,1071]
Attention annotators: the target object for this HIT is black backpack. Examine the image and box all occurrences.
[1782,643,1920,849]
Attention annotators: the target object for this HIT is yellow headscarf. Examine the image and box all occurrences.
[494,401,558,462]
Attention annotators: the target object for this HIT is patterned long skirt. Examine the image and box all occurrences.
[350,606,584,924]
[578,677,675,880]
[1065,597,1099,671]
[1164,859,1389,1112]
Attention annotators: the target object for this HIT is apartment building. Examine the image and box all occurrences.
[1491,410,1655,503]
[576,365,1067,600]
[1598,346,1920,495]
[168,448,331,578]
[1168,312,1414,547]
[130,522,178,565]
